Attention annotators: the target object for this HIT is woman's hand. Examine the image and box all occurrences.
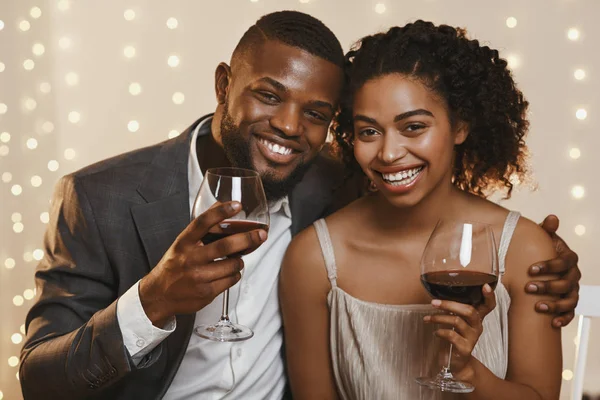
[423,284,497,379]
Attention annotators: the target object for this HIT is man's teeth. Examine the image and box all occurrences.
[382,166,424,185]
[260,138,293,156]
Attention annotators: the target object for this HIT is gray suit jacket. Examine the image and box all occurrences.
[20,115,362,399]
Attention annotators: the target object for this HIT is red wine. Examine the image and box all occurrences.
[202,220,269,257]
[421,270,498,306]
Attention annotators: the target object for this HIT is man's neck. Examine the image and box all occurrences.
[196,127,231,172]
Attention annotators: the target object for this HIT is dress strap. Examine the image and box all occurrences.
[498,211,521,275]
[313,219,338,288]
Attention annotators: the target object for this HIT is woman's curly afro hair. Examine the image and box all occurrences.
[333,20,530,198]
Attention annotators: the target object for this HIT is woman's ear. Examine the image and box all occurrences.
[454,121,469,145]
[214,62,232,105]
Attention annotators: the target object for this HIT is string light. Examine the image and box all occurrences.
[250,0,259,2]
[4,258,16,269]
[507,54,520,69]
[30,7,42,19]
[375,3,386,13]
[32,43,45,56]
[19,20,31,32]
[11,333,23,344]
[32,250,44,261]
[13,296,24,306]
[124,9,136,21]
[0,20,4,30]
[42,121,55,133]
[68,111,81,124]
[26,138,39,150]
[0,62,5,72]
[65,71,79,86]
[48,160,59,171]
[576,108,587,120]
[24,98,37,111]
[166,17,178,29]
[20,325,25,335]
[562,369,574,381]
[124,46,136,58]
[168,55,180,67]
[23,59,35,71]
[57,0,70,12]
[0,132,9,142]
[0,145,8,156]
[574,69,586,80]
[11,213,22,223]
[506,17,517,28]
[13,223,24,233]
[168,130,180,139]
[567,28,580,41]
[24,289,35,300]
[172,92,185,105]
[0,103,7,114]
[8,357,19,367]
[23,253,33,262]
[575,225,586,236]
[64,148,76,160]
[31,176,42,187]
[40,212,50,223]
[128,120,140,132]
[129,82,142,95]
[571,185,585,199]
[2,172,12,183]
[11,185,23,196]
[58,37,72,50]
[40,82,52,93]
[569,147,581,159]
[299,0,310,3]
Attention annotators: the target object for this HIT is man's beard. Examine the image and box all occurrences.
[219,107,312,202]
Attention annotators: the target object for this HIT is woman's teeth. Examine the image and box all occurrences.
[381,166,424,186]
[259,138,293,156]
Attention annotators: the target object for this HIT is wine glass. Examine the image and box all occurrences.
[192,167,270,342]
[416,219,498,393]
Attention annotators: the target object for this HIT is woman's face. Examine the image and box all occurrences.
[352,73,467,208]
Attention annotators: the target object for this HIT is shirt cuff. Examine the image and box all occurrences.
[116,280,176,365]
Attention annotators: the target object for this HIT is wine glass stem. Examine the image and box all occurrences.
[445,342,454,373]
[220,289,230,322]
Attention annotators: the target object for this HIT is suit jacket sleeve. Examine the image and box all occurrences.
[20,175,161,399]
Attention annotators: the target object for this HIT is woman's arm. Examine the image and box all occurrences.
[279,226,339,400]
[457,217,562,399]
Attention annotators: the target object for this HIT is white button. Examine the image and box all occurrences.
[136,339,145,347]
[237,348,242,357]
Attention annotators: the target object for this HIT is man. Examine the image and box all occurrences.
[20,10,580,400]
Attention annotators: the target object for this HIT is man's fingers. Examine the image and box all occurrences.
[209,273,243,296]
[535,290,579,314]
[553,311,576,328]
[193,257,244,283]
[180,201,242,244]
[525,279,573,295]
[199,229,267,263]
[539,214,559,234]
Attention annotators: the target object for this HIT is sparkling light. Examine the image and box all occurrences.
[2,172,12,183]
[24,289,35,300]
[571,185,585,199]
[48,160,59,171]
[172,92,185,105]
[40,82,51,93]
[20,325,25,335]
[299,0,310,3]
[68,111,81,124]
[23,252,33,262]
[562,369,574,381]
[23,59,35,71]
[124,9,136,21]
[13,223,24,233]
[8,356,19,367]
[11,213,22,223]
[250,0,259,2]
[0,103,7,114]
[0,390,3,399]
[31,175,42,187]
[32,43,45,56]
[13,296,25,306]
[57,0,70,11]
[129,82,142,95]
[11,333,23,344]
[40,212,50,223]
[65,71,79,86]
[0,20,4,30]
[128,120,140,132]
[19,20,31,32]
[24,98,37,111]
[58,37,72,49]
[64,148,76,160]
[42,121,55,133]
[166,17,178,29]
[168,130,180,139]
[124,45,136,58]
[4,258,16,269]
[27,138,39,149]
[507,54,520,69]
[576,108,587,120]
[574,69,586,80]
[569,148,581,159]
[0,62,5,72]
[30,7,42,19]
[32,250,44,261]
[506,17,517,28]
[0,145,8,156]
[167,55,180,67]
[11,185,23,196]
[567,28,580,41]
[575,225,586,236]
[0,132,8,142]
[375,3,386,13]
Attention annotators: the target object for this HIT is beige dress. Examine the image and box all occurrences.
[313,211,520,400]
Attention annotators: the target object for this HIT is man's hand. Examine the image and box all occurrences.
[526,215,581,328]
[139,201,267,327]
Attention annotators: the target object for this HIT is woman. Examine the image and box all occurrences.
[280,21,562,399]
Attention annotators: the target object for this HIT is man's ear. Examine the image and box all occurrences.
[454,120,469,145]
[215,62,232,105]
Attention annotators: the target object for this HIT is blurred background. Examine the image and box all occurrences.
[0,0,598,399]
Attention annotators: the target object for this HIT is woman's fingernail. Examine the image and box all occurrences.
[431,299,442,307]
[483,284,492,293]
[259,230,267,240]
[554,321,562,328]
[527,284,538,293]
[538,303,549,311]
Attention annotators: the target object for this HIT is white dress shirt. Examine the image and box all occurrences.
[117,117,291,399]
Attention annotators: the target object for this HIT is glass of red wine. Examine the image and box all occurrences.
[192,167,270,342]
[416,219,498,393]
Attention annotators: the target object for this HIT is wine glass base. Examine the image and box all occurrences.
[415,375,474,393]
[194,321,254,342]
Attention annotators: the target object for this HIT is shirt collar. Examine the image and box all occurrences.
[188,117,291,219]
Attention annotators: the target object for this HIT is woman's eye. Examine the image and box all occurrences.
[406,124,425,132]
[360,128,379,137]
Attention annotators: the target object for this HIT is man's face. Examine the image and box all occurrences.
[215,40,344,201]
